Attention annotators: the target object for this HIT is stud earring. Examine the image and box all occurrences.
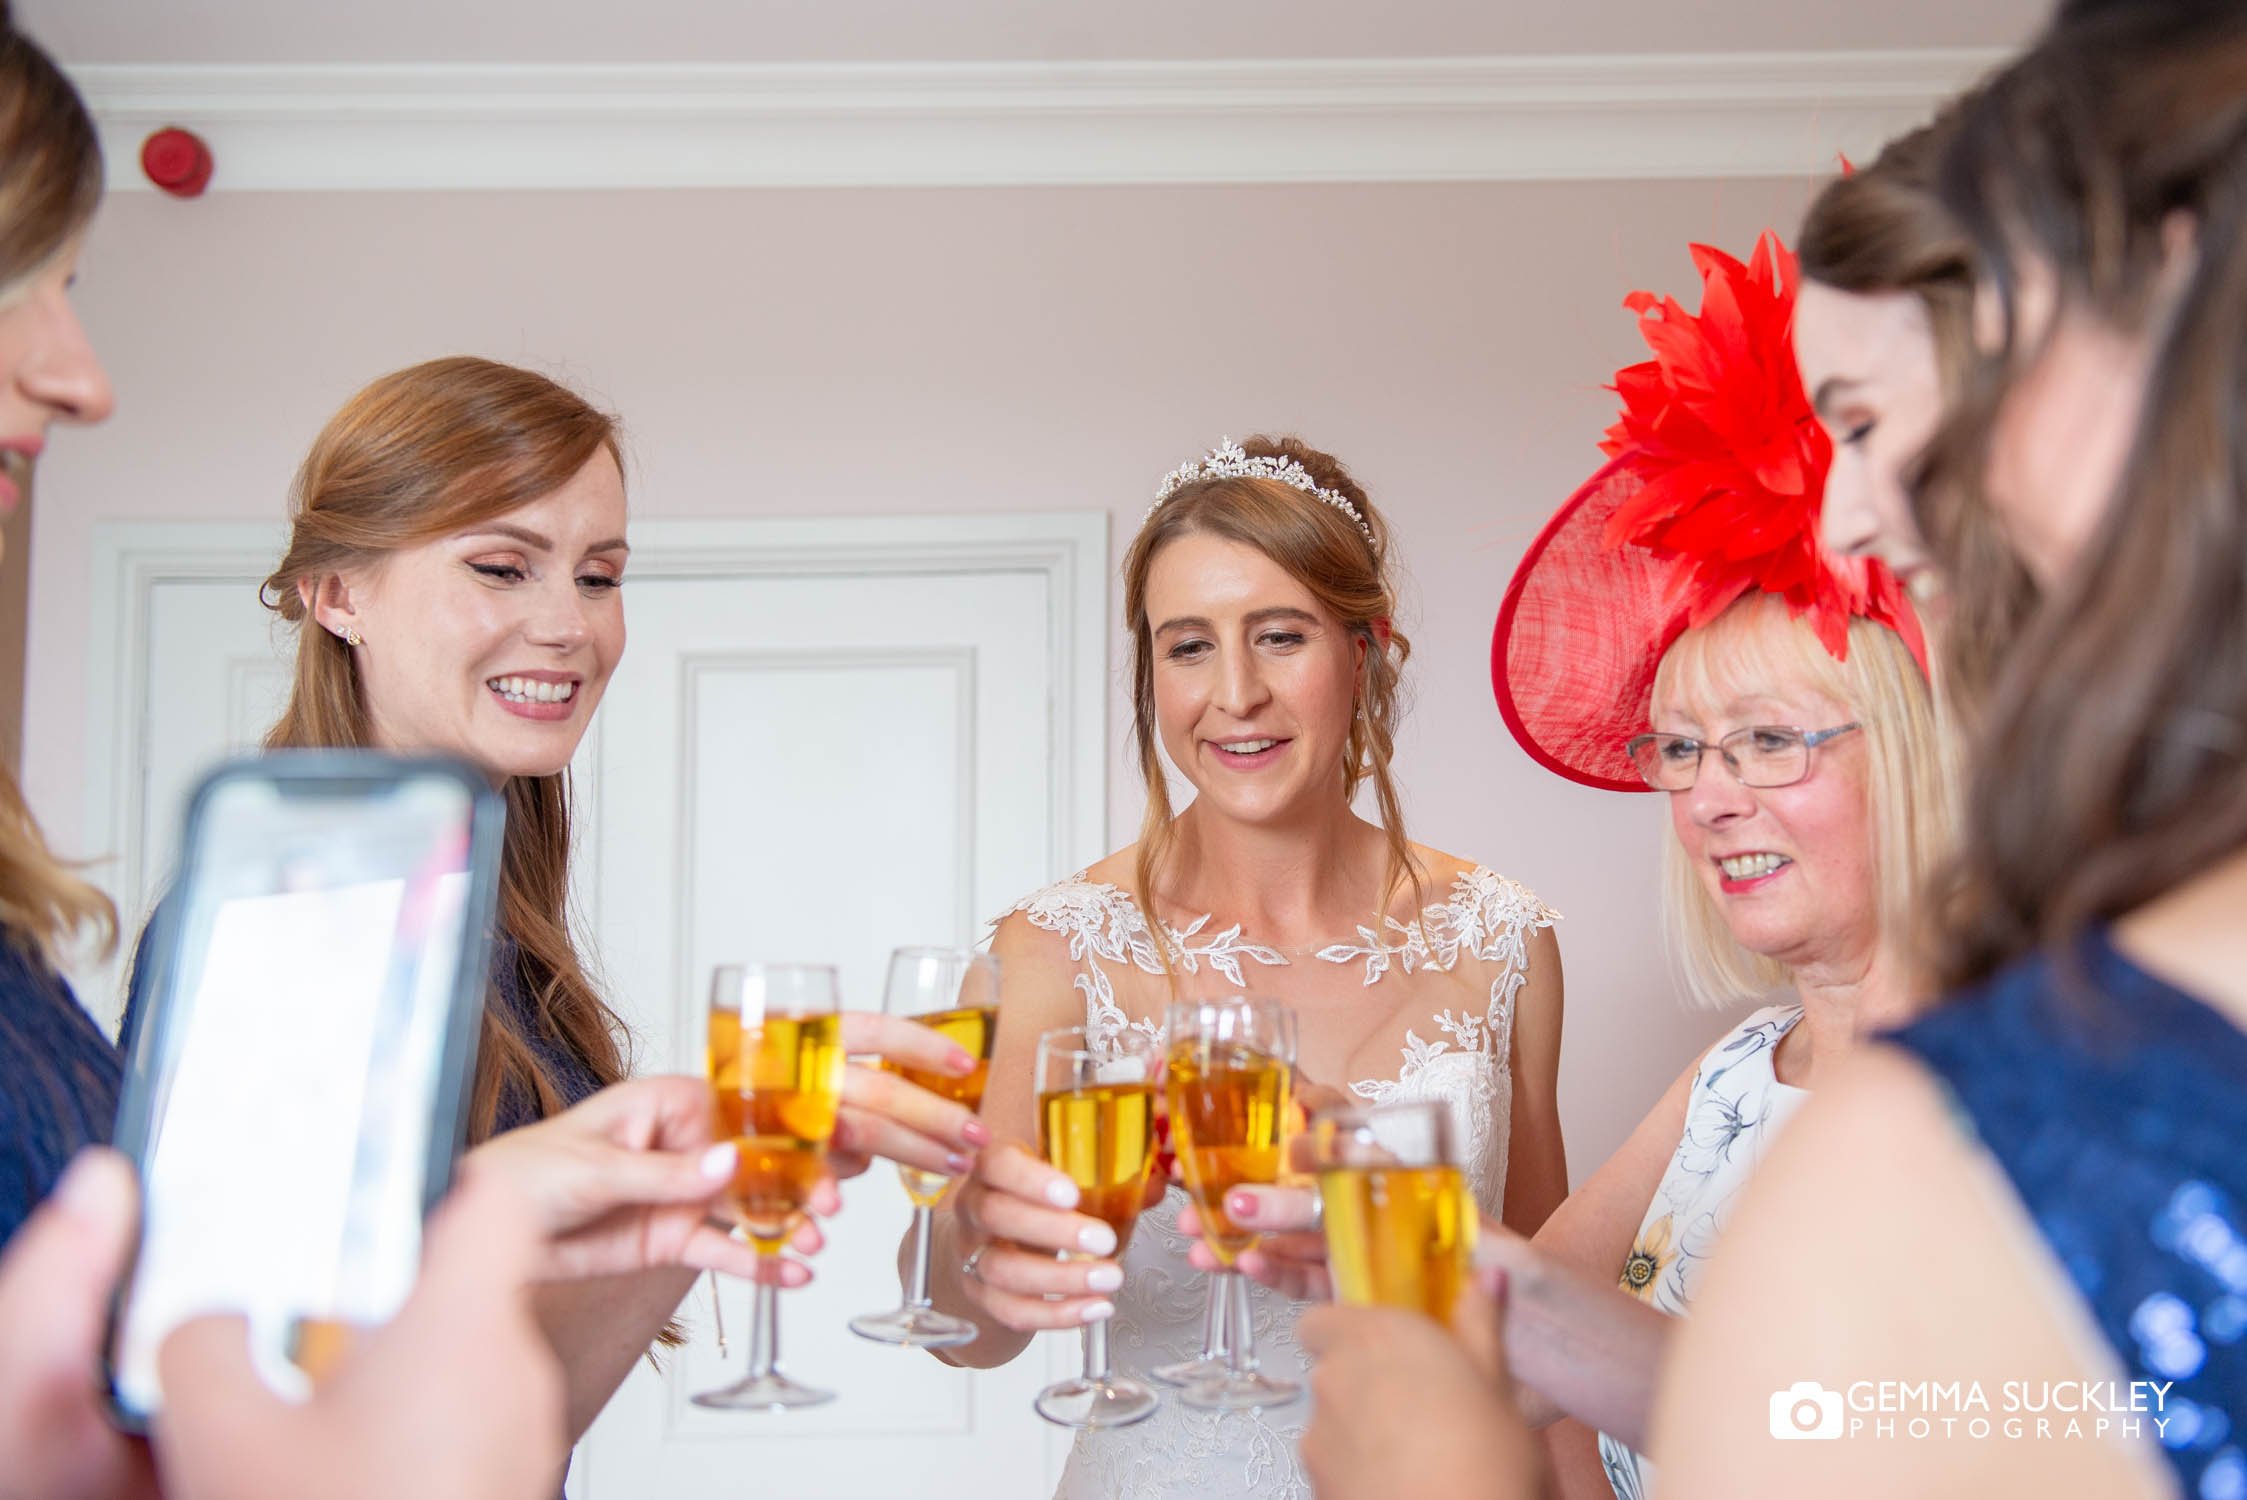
[342,627,364,648]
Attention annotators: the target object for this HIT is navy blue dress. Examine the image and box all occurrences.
[0,936,122,1247]
[1889,930,2247,1498]
[485,933,605,1134]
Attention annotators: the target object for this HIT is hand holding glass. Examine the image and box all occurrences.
[1033,1025,1160,1429]
[1312,1100,1476,1322]
[850,946,1000,1349]
[694,963,845,1412]
[1164,995,1301,1411]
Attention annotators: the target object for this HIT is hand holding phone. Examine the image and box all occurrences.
[152,1169,566,1500]
[0,1150,156,1500]
[107,753,504,1427]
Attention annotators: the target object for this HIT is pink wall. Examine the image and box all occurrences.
[31,176,1812,1173]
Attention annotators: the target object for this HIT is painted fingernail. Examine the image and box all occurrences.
[1045,1179,1081,1210]
[962,1119,993,1147]
[699,1142,737,1180]
[945,1152,974,1175]
[1078,1223,1117,1256]
[1227,1191,1258,1221]
[1086,1265,1124,1292]
[1079,1300,1117,1323]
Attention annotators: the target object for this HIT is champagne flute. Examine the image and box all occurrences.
[1164,994,1302,1412]
[692,963,846,1412]
[1032,1024,1161,1429]
[1311,1099,1476,1320]
[850,945,1001,1348]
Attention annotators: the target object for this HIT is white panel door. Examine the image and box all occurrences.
[80,524,294,1025]
[82,514,1109,1498]
[574,559,1081,1500]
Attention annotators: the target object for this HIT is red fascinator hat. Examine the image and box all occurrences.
[1492,232,1927,792]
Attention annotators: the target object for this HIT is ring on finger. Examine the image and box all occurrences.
[962,1243,990,1283]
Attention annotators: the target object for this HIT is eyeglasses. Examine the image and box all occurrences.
[1624,723,1860,791]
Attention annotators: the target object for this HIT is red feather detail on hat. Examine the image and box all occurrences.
[1491,230,1931,793]
[1595,232,1925,672]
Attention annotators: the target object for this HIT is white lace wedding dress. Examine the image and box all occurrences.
[1003,864,1558,1499]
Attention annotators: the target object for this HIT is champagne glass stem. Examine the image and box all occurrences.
[1196,1274,1224,1362]
[903,1204,936,1310]
[1221,1269,1257,1379]
[1081,1315,1114,1384]
[745,1260,782,1384]
[1151,1269,1228,1384]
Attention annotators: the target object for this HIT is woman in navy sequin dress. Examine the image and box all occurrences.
[1655,9,2247,1498]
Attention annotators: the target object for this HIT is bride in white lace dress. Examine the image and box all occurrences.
[918,436,1567,1498]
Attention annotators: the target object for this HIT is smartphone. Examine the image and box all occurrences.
[105,752,505,1429]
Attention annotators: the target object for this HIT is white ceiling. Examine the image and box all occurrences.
[24,0,2053,65]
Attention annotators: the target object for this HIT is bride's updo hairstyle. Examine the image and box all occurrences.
[1123,435,1422,936]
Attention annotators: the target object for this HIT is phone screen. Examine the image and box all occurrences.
[108,757,500,1423]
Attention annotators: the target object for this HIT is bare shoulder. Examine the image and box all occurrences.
[1077,844,1141,892]
[987,905,1075,969]
[1408,842,1557,927]
[996,845,1135,922]
[989,846,1148,968]
[1653,1047,2166,1500]
[1407,841,1481,892]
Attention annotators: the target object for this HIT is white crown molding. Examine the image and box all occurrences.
[71,51,2006,192]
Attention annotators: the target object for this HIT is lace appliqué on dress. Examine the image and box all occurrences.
[1335,867,1557,1220]
[1002,865,1559,1500]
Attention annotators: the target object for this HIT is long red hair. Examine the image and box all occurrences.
[261,356,629,1141]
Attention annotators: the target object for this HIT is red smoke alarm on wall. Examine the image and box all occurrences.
[140,127,213,197]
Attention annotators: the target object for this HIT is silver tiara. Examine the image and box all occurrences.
[1145,438,1376,547]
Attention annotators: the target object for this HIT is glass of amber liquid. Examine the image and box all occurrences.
[1164,995,1302,1411]
[1312,1100,1476,1322]
[849,945,1001,1349]
[693,962,846,1411]
[1033,1024,1161,1429]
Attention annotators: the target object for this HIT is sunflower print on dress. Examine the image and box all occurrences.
[1620,1214,1674,1302]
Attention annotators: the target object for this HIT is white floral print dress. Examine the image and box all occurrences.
[1002,865,1558,1499]
[1598,1004,1810,1499]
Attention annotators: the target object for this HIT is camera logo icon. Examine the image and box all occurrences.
[1769,1382,1844,1440]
